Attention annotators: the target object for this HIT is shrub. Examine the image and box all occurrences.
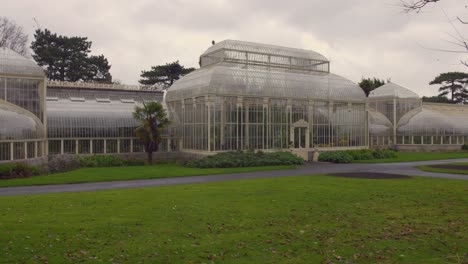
[462,144,468,151]
[187,151,304,168]
[319,149,397,163]
[0,163,42,179]
[77,155,145,168]
[48,155,81,174]
[318,151,353,163]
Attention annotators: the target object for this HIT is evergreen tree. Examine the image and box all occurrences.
[429,72,468,104]
[31,29,112,83]
[422,95,453,104]
[358,77,387,97]
[139,61,195,89]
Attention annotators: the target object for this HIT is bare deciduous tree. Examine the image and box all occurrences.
[401,0,468,66]
[0,17,29,56]
[401,0,441,13]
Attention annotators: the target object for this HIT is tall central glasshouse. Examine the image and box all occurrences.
[166,40,368,156]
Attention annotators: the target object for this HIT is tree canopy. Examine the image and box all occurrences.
[422,95,453,104]
[133,101,170,164]
[139,61,195,89]
[31,28,112,83]
[358,77,387,97]
[0,17,28,56]
[429,72,468,104]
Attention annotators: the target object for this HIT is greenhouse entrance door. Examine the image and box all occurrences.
[294,127,307,148]
[291,120,309,149]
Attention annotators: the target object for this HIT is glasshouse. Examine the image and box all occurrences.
[0,47,47,162]
[368,82,468,150]
[1,40,468,164]
[165,40,369,158]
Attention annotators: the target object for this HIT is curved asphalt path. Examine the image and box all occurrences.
[1,159,467,196]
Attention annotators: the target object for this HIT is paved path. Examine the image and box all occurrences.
[1,159,467,197]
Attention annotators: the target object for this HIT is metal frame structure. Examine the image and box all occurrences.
[369,83,468,147]
[166,40,369,157]
[0,47,47,162]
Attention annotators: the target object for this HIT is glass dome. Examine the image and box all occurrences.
[0,47,45,77]
[0,104,44,140]
[369,82,420,99]
[166,66,365,102]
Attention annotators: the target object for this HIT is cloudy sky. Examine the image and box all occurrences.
[3,0,467,96]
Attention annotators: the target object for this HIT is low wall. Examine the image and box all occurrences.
[0,156,48,167]
[395,145,463,152]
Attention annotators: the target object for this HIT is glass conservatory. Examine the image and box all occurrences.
[0,48,47,163]
[45,82,173,155]
[166,40,369,155]
[369,82,468,148]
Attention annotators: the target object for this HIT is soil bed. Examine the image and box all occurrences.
[328,172,410,179]
[428,164,468,170]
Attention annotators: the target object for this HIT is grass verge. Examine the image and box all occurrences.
[354,152,468,163]
[0,164,295,188]
[418,162,468,175]
[0,175,466,263]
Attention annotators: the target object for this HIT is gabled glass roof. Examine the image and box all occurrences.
[202,40,329,62]
[369,82,420,99]
[0,47,45,78]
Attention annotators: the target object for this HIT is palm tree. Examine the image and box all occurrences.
[133,101,170,164]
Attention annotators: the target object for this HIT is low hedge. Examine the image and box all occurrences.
[0,163,42,179]
[75,155,145,168]
[319,149,397,163]
[187,151,304,168]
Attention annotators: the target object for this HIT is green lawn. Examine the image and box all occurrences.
[0,164,295,188]
[418,162,468,175]
[0,175,466,263]
[354,152,468,163]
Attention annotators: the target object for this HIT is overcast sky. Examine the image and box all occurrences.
[3,0,467,96]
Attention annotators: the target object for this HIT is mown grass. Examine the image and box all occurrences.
[0,175,466,263]
[354,152,468,163]
[0,164,295,188]
[418,162,468,175]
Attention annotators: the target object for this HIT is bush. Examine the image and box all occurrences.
[48,155,81,174]
[187,151,304,168]
[318,151,353,163]
[77,155,145,168]
[462,144,468,151]
[319,149,397,163]
[0,163,42,179]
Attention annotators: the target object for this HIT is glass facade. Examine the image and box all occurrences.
[46,84,174,155]
[369,83,468,147]
[0,48,46,162]
[166,40,368,153]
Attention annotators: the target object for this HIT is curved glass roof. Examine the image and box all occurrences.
[369,82,420,99]
[368,110,393,136]
[202,40,329,62]
[0,103,44,140]
[46,89,163,138]
[398,103,468,134]
[166,65,365,102]
[0,48,45,78]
